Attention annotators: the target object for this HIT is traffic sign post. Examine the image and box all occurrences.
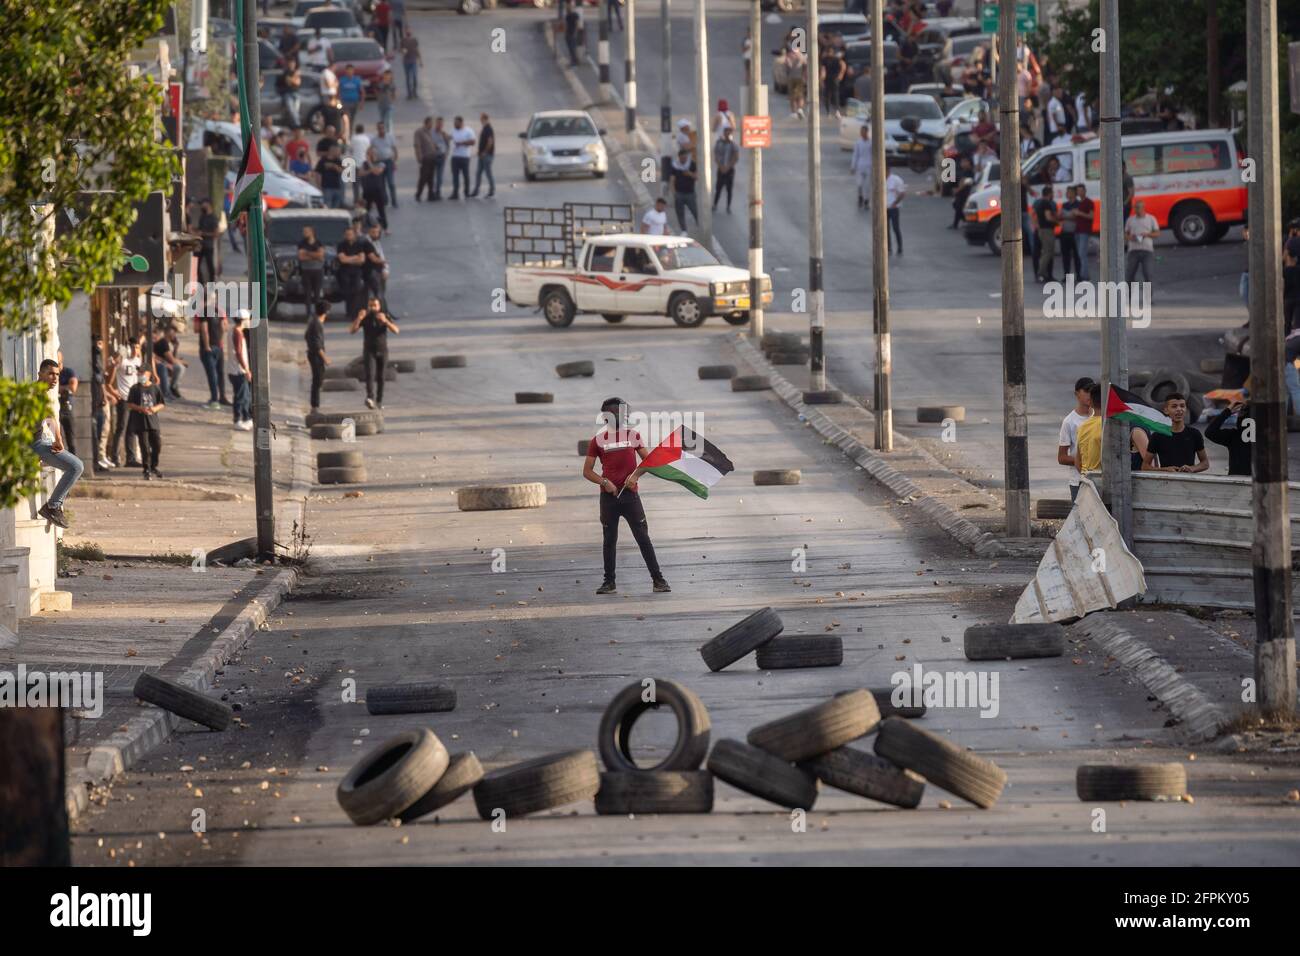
[980,2,1036,33]
[741,114,771,149]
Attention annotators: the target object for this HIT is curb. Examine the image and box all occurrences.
[732,334,1017,559]
[65,566,300,820]
[1067,613,1233,742]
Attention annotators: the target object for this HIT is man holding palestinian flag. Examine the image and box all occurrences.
[1098,383,1208,474]
[582,398,734,595]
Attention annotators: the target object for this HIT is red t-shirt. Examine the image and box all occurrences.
[1075,196,1095,234]
[588,429,644,489]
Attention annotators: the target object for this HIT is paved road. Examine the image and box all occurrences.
[599,1,1253,499]
[69,7,1300,866]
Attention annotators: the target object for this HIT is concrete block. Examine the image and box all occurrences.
[39,590,72,612]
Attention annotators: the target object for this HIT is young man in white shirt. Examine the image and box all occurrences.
[1057,376,1095,501]
[1046,84,1070,143]
[640,197,669,235]
[884,170,906,255]
[303,30,332,70]
[1125,200,1159,283]
[448,115,476,200]
[349,123,372,203]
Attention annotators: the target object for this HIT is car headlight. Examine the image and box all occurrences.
[988,197,1000,208]
[529,144,547,157]
[584,142,602,155]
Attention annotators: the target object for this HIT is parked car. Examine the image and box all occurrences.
[520,110,608,180]
[907,82,971,115]
[186,120,324,210]
[290,0,364,25]
[913,17,981,61]
[816,13,872,46]
[961,128,1246,254]
[839,93,946,160]
[259,69,328,132]
[327,38,391,94]
[257,17,298,43]
[302,6,364,37]
[265,208,354,318]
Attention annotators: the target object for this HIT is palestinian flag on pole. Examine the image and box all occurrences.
[228,134,264,219]
[641,426,734,499]
[1106,384,1174,436]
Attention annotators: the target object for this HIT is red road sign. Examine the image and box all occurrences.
[741,115,772,148]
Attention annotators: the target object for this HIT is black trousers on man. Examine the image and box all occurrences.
[131,428,160,474]
[713,169,735,212]
[301,269,323,319]
[416,156,436,199]
[364,348,387,405]
[600,489,662,584]
[309,355,325,410]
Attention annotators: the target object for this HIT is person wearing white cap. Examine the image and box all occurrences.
[228,310,254,431]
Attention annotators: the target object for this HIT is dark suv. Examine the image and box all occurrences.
[265,208,353,319]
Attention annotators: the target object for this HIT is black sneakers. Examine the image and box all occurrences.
[652,579,672,593]
[37,503,69,529]
[596,580,616,595]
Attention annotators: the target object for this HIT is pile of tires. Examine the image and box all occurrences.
[317,450,366,485]
[306,409,383,437]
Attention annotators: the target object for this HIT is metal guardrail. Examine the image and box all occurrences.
[1131,472,1300,609]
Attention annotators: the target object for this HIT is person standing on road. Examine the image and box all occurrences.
[469,113,495,199]
[851,124,871,210]
[196,199,219,283]
[1071,186,1094,282]
[372,122,400,209]
[57,360,78,458]
[338,65,365,129]
[91,333,113,473]
[712,99,735,137]
[1142,393,1208,473]
[350,296,399,410]
[641,197,670,235]
[31,359,83,528]
[315,143,346,209]
[198,301,228,410]
[376,70,397,135]
[278,59,303,128]
[785,47,807,119]
[304,28,332,72]
[607,0,623,32]
[364,221,390,302]
[414,116,437,201]
[126,368,165,480]
[1124,200,1159,285]
[335,224,371,318]
[582,397,671,595]
[400,26,421,99]
[1033,185,1058,283]
[1073,382,1105,483]
[1057,376,1094,501]
[670,148,699,234]
[373,0,392,50]
[712,125,738,214]
[564,3,583,67]
[349,123,372,204]
[884,169,906,255]
[430,116,451,200]
[359,154,388,232]
[306,301,330,412]
[297,224,326,319]
[1059,185,1080,277]
[228,312,254,431]
[108,339,142,467]
[449,115,476,200]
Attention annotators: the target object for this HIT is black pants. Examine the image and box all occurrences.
[713,169,735,211]
[132,428,160,472]
[364,194,388,230]
[1059,230,1079,275]
[364,349,387,404]
[198,246,216,283]
[450,156,470,197]
[301,269,323,319]
[416,156,435,199]
[340,279,365,320]
[886,206,902,253]
[59,411,76,457]
[309,356,325,409]
[600,489,662,583]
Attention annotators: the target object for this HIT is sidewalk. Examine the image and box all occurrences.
[6,318,314,818]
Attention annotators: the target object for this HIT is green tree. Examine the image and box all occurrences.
[0,0,177,507]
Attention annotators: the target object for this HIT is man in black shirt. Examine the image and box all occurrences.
[91,333,109,472]
[349,295,399,409]
[126,368,166,479]
[305,301,330,411]
[315,145,345,209]
[1206,401,1250,477]
[297,225,326,320]
[335,226,372,319]
[58,361,78,457]
[196,199,219,283]
[1142,392,1209,473]
[468,112,495,199]
[670,149,698,234]
[1033,185,1058,283]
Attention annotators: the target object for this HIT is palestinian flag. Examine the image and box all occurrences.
[641,426,734,499]
[1106,384,1173,436]
[228,135,265,219]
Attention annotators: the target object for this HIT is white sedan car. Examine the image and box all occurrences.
[839,94,947,161]
[520,110,608,181]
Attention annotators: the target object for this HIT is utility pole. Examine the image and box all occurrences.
[598,0,611,101]
[625,0,637,132]
[1099,0,1130,544]
[806,0,825,390]
[693,0,712,242]
[241,0,275,561]
[1246,0,1296,717]
[747,0,765,340]
[660,0,671,197]
[996,0,1027,536]
[1207,0,1222,127]
[870,0,891,450]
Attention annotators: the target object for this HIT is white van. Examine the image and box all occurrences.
[962,128,1246,255]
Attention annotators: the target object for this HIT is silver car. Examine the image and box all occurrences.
[520,111,608,180]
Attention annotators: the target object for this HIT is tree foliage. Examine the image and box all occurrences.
[0,0,180,327]
[0,377,50,508]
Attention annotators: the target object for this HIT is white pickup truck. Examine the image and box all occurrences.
[503,204,771,328]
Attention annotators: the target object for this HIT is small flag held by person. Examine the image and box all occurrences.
[1105,384,1174,436]
[637,426,734,499]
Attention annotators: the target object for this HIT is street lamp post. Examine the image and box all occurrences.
[806,0,826,392]
[870,0,891,450]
